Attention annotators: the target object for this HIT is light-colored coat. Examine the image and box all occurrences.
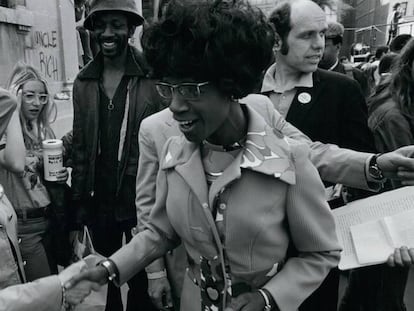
[117,103,341,311]
[135,94,376,310]
[0,191,26,289]
[0,276,62,311]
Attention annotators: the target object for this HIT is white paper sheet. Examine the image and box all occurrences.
[332,186,414,270]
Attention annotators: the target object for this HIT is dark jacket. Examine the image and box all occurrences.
[285,69,374,153]
[71,46,163,222]
[368,98,414,189]
[332,62,370,98]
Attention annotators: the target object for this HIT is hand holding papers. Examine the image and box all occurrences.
[350,209,414,265]
[332,186,414,270]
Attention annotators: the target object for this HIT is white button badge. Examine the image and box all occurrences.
[298,92,311,104]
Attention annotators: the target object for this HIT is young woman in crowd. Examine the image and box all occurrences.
[65,1,341,310]
[0,63,68,281]
[339,38,414,311]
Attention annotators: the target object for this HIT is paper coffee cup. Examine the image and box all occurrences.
[42,139,63,181]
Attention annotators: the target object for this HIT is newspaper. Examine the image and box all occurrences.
[332,186,414,270]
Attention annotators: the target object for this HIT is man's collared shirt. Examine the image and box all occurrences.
[261,63,313,118]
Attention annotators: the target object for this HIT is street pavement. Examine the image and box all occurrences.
[51,98,73,139]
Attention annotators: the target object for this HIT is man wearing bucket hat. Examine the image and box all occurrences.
[70,0,161,310]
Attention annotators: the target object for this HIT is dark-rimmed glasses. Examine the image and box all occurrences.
[155,81,210,100]
[22,91,49,105]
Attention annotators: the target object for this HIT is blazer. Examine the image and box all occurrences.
[114,104,341,311]
[0,257,91,311]
[137,95,375,243]
[284,69,375,153]
[0,190,26,289]
[331,62,370,98]
[0,276,62,311]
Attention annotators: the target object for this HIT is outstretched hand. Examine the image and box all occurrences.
[65,265,108,290]
[377,146,414,182]
[57,257,103,307]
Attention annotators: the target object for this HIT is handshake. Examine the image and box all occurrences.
[59,255,110,309]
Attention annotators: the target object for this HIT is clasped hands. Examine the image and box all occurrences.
[61,246,414,310]
[59,255,107,308]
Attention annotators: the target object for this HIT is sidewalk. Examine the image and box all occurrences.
[51,98,73,139]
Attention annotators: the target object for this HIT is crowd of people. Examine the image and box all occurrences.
[2,0,414,311]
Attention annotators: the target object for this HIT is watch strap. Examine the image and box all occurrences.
[99,258,118,282]
[258,288,273,311]
[369,153,385,181]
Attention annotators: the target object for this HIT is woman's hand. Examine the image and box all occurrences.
[148,277,174,310]
[225,292,267,311]
[55,167,69,184]
[387,246,414,267]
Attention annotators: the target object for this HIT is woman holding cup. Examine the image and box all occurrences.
[0,63,68,281]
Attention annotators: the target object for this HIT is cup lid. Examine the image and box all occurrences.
[42,139,63,149]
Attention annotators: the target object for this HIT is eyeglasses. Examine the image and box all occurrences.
[155,81,210,100]
[22,92,49,105]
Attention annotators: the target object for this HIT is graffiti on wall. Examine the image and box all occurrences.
[32,30,60,81]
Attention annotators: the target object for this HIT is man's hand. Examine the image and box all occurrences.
[224,292,266,311]
[377,146,414,181]
[148,277,173,310]
[65,265,109,289]
[387,246,414,267]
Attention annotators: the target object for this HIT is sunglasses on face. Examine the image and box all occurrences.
[22,91,49,105]
[155,81,210,101]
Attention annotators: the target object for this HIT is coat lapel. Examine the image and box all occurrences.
[162,136,209,207]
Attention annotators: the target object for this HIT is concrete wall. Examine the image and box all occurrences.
[0,1,78,94]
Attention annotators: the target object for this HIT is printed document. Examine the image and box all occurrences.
[350,209,414,265]
[332,186,414,270]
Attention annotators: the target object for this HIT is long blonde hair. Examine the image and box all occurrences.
[6,63,57,150]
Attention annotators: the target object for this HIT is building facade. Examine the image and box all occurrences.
[0,0,142,94]
[354,0,414,50]
[0,0,79,94]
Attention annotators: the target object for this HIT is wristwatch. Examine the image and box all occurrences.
[99,259,118,282]
[368,154,385,181]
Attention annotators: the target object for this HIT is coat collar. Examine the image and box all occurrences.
[285,69,326,126]
[77,46,145,80]
[161,104,296,186]
[261,62,313,93]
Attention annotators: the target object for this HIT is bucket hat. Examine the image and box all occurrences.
[84,0,144,30]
